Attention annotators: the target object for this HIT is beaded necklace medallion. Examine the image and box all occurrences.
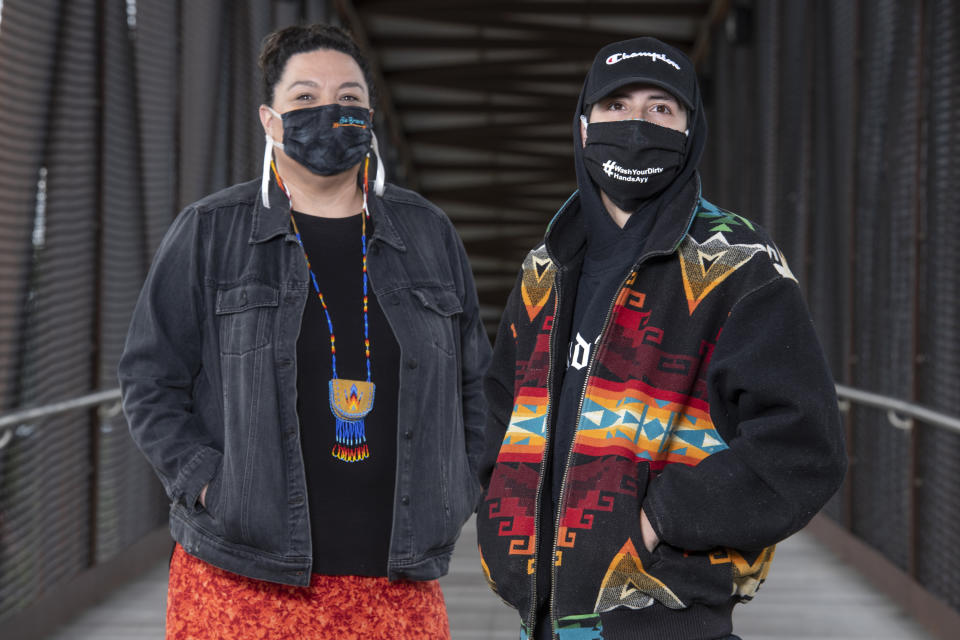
[278,157,375,463]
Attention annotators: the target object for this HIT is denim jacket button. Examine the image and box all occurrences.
[289,495,304,506]
[401,495,410,505]
[406,358,418,369]
[404,430,413,440]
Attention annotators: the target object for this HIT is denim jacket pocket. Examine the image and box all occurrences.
[202,465,224,519]
[216,281,280,355]
[190,464,238,541]
[411,286,462,356]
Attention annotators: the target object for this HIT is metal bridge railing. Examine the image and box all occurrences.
[835,384,960,436]
[0,388,122,450]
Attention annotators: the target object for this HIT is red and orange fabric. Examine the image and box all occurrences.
[166,544,451,640]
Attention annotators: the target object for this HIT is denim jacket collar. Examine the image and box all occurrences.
[367,186,407,252]
[250,176,293,244]
[249,174,406,252]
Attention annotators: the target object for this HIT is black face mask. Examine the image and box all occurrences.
[269,104,372,175]
[582,118,687,211]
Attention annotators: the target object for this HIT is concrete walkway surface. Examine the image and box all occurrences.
[46,517,934,639]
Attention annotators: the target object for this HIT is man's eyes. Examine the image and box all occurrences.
[604,101,673,114]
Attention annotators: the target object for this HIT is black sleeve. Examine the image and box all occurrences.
[447,224,494,478]
[477,273,524,490]
[117,207,221,509]
[643,277,847,551]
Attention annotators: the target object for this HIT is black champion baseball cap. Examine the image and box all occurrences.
[583,37,698,111]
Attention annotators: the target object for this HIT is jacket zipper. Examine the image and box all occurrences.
[539,187,701,636]
[547,265,637,639]
[526,266,562,635]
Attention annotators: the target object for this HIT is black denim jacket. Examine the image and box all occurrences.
[118,177,491,586]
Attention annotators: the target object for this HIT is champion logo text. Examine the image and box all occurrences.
[606,51,681,70]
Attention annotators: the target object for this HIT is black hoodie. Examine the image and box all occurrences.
[478,35,846,640]
[534,38,710,636]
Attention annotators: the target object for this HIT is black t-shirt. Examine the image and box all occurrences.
[293,210,401,576]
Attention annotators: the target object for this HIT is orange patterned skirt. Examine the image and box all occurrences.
[166,544,451,640]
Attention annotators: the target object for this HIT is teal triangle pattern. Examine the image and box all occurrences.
[599,408,620,428]
[673,428,728,454]
[515,416,547,434]
[642,418,665,440]
[675,429,705,448]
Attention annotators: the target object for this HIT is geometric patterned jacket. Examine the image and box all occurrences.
[477,177,847,640]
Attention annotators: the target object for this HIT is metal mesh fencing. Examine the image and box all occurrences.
[0,0,327,623]
[0,0,100,619]
[915,0,960,611]
[700,0,960,612]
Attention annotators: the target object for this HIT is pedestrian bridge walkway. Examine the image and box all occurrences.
[43,516,933,640]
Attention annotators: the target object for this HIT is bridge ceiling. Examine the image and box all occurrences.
[336,0,717,328]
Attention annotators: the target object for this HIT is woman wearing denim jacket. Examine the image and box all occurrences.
[118,23,491,640]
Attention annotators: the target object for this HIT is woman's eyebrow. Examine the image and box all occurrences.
[285,79,319,91]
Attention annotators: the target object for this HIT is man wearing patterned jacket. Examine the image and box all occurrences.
[476,37,847,640]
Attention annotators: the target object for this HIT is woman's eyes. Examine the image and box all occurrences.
[291,93,362,104]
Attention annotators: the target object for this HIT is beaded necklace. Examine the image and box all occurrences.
[278,157,375,463]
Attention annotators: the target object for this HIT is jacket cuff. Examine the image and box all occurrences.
[174,446,223,510]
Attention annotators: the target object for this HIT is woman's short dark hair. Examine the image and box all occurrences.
[258,23,376,107]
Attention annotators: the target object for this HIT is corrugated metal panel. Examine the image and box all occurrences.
[179,1,228,207]
[917,0,960,611]
[772,0,813,291]
[0,0,61,413]
[806,0,859,523]
[753,0,779,234]
[94,0,167,566]
[135,0,181,254]
[0,8,52,603]
[228,2,274,187]
[807,0,858,385]
[855,0,922,572]
[0,0,98,621]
